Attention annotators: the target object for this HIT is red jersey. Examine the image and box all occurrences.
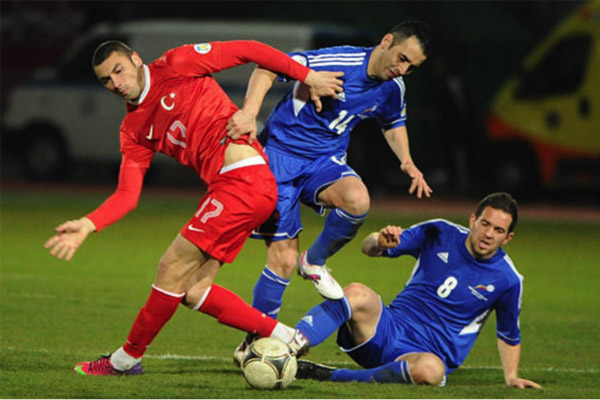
[87,41,310,231]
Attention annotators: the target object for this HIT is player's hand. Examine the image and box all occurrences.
[377,225,402,249]
[305,70,344,112]
[44,217,96,261]
[401,160,432,199]
[226,108,258,143]
[506,377,542,389]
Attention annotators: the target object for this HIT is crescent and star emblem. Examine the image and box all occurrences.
[160,92,176,111]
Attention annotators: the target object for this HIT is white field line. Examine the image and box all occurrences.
[3,347,598,374]
[145,353,599,374]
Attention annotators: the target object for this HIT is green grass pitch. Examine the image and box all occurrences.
[1,188,599,398]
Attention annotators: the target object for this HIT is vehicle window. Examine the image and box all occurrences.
[515,33,592,99]
[58,35,127,82]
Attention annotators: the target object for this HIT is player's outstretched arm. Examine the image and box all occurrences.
[383,126,432,199]
[361,226,402,257]
[44,217,97,261]
[497,340,542,389]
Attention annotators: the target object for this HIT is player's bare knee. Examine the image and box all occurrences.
[408,355,445,386]
[267,249,298,279]
[344,283,375,310]
[340,188,370,215]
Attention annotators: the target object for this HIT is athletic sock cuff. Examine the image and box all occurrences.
[335,208,368,224]
[261,266,290,285]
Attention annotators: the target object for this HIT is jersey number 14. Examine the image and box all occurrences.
[329,110,355,135]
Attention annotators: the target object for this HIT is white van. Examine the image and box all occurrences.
[3,19,373,180]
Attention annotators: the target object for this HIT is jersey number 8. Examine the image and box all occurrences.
[437,276,458,298]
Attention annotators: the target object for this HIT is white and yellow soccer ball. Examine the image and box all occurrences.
[241,337,297,390]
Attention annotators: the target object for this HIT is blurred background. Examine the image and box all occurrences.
[1,0,598,205]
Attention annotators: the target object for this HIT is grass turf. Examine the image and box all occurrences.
[1,188,599,398]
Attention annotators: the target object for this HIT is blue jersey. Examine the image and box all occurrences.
[263,46,407,159]
[383,219,523,372]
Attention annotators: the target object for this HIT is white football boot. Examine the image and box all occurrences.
[232,338,248,367]
[297,250,344,300]
[286,329,310,358]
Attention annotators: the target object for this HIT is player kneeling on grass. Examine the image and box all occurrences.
[292,192,542,388]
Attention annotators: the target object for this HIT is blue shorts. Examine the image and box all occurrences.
[252,146,359,241]
[336,299,448,380]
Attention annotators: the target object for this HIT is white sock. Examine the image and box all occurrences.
[110,346,142,371]
[269,322,295,344]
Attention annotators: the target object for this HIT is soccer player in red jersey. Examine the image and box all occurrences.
[44,39,344,376]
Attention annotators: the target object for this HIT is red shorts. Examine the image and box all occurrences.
[180,164,277,263]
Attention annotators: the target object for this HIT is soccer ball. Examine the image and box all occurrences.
[241,337,297,390]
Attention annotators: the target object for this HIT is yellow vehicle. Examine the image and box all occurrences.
[486,1,599,193]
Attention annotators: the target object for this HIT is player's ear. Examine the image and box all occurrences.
[502,231,514,245]
[131,52,143,68]
[468,213,476,229]
[380,33,395,49]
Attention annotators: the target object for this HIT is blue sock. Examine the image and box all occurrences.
[331,360,413,384]
[295,297,351,346]
[251,266,289,319]
[307,208,367,265]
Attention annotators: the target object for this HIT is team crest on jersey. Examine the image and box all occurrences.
[291,54,307,66]
[358,104,377,119]
[194,43,212,54]
[468,284,495,301]
[474,284,495,292]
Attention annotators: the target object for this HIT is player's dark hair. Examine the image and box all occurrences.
[475,192,519,233]
[389,21,433,57]
[92,40,134,67]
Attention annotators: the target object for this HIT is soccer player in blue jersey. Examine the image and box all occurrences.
[227,21,434,361]
[292,192,542,388]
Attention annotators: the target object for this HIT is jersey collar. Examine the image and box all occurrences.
[136,64,151,105]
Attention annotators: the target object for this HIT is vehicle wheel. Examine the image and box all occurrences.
[492,141,540,197]
[20,124,69,181]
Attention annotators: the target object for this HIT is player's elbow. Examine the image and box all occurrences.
[361,233,382,257]
[119,197,139,215]
[343,283,377,312]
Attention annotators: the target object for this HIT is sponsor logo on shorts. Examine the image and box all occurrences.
[330,155,347,165]
[188,225,205,233]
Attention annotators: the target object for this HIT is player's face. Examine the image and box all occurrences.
[467,206,514,260]
[369,34,426,81]
[94,51,145,103]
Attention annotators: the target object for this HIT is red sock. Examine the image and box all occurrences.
[198,284,277,337]
[123,285,185,358]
